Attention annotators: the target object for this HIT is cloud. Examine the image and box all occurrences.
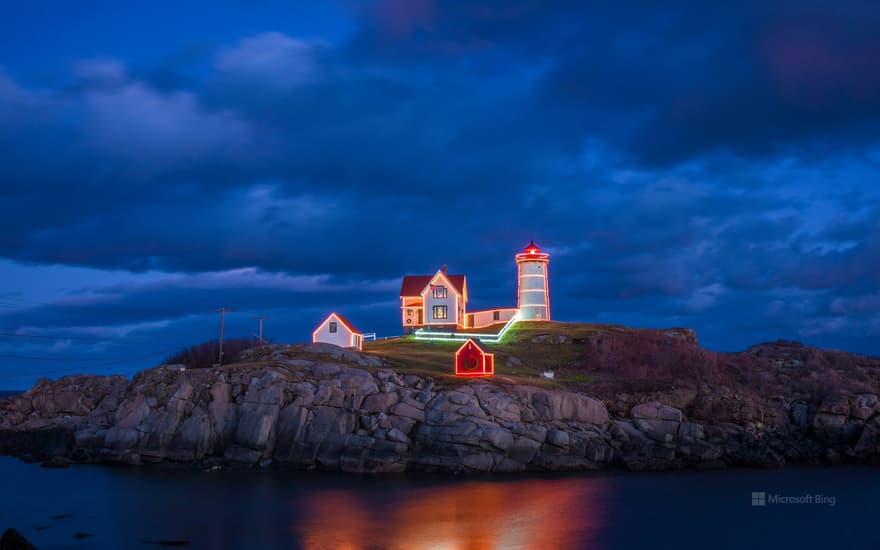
[215,32,327,89]
[74,59,128,87]
[84,81,251,169]
[350,1,880,164]
[0,265,399,332]
[683,283,728,313]
[1,12,880,365]
[830,293,880,316]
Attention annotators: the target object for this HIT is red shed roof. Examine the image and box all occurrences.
[457,337,492,354]
[323,312,362,335]
[400,272,466,297]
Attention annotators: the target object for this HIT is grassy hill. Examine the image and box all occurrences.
[364,320,880,403]
[228,320,880,405]
[364,321,648,388]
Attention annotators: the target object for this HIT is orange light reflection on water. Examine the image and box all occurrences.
[294,476,611,550]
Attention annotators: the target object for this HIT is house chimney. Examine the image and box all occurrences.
[441,264,448,274]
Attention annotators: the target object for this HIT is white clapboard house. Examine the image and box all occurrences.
[312,312,364,350]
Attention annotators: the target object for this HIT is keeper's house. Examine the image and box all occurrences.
[399,241,549,333]
[400,266,468,331]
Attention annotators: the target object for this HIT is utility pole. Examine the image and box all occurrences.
[215,308,232,367]
[254,316,268,344]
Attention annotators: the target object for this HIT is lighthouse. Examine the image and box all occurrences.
[515,240,550,321]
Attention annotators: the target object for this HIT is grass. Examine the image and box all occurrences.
[416,321,511,335]
[238,321,879,404]
[363,321,625,388]
[558,373,594,383]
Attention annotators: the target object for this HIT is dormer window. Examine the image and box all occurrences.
[433,285,447,299]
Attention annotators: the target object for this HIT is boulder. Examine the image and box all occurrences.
[362,392,399,413]
[547,428,570,448]
[854,416,880,459]
[233,372,285,452]
[166,409,213,461]
[508,436,542,464]
[851,394,879,421]
[391,402,425,422]
[632,402,683,423]
[522,388,608,425]
[482,426,515,452]
[789,401,809,428]
[633,418,678,444]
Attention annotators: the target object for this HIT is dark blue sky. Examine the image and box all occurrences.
[2,0,879,387]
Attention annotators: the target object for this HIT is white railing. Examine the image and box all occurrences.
[413,311,520,343]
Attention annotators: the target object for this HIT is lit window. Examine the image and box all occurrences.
[433,306,448,319]
[407,309,414,316]
[329,322,337,333]
[433,285,447,299]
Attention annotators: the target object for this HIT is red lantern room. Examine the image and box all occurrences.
[455,338,495,377]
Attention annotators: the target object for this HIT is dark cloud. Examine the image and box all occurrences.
[1,2,879,388]
[0,268,395,331]
[350,0,880,164]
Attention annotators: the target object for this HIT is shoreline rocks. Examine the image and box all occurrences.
[1,344,879,474]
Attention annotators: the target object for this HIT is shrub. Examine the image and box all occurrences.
[581,328,729,386]
[164,337,264,369]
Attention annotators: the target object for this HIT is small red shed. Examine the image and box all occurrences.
[455,338,494,377]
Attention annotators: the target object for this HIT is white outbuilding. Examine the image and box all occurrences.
[312,312,364,350]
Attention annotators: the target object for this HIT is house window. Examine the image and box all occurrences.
[433,285,447,299]
[433,305,448,320]
[329,322,338,333]
[407,309,414,316]
[493,310,501,321]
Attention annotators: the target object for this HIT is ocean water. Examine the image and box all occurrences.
[0,456,875,549]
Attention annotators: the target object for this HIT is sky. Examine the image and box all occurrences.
[1,0,880,388]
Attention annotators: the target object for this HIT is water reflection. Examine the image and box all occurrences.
[294,476,610,549]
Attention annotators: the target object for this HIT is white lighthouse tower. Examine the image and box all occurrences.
[515,240,550,321]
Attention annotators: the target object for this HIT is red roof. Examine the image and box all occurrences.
[457,337,492,354]
[327,312,362,335]
[400,272,466,297]
[400,275,432,297]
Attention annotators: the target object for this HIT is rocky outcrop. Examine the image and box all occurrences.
[0,345,612,474]
[1,343,879,474]
[0,528,37,550]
